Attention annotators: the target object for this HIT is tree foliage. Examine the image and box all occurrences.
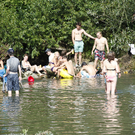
[0,0,134,58]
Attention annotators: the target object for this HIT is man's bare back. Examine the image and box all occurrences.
[64,60,75,76]
[82,65,96,76]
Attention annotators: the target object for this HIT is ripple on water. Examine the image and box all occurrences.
[0,75,135,134]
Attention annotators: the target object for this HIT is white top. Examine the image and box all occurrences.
[49,53,54,62]
[128,44,135,55]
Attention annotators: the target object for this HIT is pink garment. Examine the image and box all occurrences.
[106,76,115,82]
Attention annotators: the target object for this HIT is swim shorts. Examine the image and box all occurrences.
[7,74,20,91]
[94,49,105,61]
[74,40,84,52]
[81,71,95,78]
[60,69,73,79]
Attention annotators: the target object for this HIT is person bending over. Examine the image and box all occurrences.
[22,54,44,77]
[91,31,109,70]
[76,62,96,78]
[103,52,121,95]
[56,56,75,78]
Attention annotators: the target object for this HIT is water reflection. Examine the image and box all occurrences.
[0,75,135,134]
[102,94,122,134]
[0,93,21,134]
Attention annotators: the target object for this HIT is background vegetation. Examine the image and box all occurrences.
[0,0,134,59]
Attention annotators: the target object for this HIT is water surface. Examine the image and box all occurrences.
[0,75,135,134]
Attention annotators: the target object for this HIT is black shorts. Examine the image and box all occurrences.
[7,74,20,91]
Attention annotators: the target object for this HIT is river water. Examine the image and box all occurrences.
[0,75,135,135]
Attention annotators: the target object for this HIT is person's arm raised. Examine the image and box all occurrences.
[72,30,75,45]
[105,38,109,53]
[83,30,95,40]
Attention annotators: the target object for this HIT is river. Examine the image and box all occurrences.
[0,75,135,134]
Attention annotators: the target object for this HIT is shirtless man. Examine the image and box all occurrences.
[56,56,75,78]
[91,31,109,70]
[76,62,96,78]
[72,22,95,67]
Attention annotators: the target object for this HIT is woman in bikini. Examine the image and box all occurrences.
[103,52,121,95]
[22,54,44,77]
[50,51,60,73]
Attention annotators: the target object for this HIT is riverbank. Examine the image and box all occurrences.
[118,54,135,74]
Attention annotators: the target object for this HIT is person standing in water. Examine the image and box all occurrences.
[4,48,22,97]
[103,52,121,95]
[91,31,109,70]
[72,22,95,67]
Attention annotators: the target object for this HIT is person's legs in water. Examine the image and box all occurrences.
[16,90,19,96]
[74,52,78,66]
[106,81,111,94]
[111,77,117,95]
[94,58,98,69]
[31,65,44,76]
[79,52,82,66]
[8,91,12,97]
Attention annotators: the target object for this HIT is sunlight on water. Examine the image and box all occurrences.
[0,75,135,134]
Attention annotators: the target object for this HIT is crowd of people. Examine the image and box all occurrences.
[0,22,121,97]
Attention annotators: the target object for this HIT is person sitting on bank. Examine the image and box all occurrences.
[43,48,54,68]
[3,48,22,97]
[76,62,96,78]
[56,56,75,78]
[50,51,60,73]
[22,54,44,77]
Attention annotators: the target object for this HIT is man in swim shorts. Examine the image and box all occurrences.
[4,48,22,97]
[76,62,96,78]
[56,56,75,78]
[72,22,95,67]
[91,31,109,70]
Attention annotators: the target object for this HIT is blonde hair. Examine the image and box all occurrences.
[97,31,102,35]
[54,51,60,57]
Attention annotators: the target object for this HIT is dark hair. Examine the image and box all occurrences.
[7,48,14,56]
[62,55,67,59]
[76,22,81,26]
[24,54,28,57]
[81,62,87,67]
[107,52,115,62]
[61,50,67,56]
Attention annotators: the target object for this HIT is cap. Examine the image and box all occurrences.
[7,48,14,54]
[45,48,51,53]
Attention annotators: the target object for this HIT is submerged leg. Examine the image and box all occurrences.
[106,81,111,94]
[111,77,117,95]
[8,91,12,97]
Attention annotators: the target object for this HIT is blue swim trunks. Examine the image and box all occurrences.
[74,40,84,52]
[7,74,20,91]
